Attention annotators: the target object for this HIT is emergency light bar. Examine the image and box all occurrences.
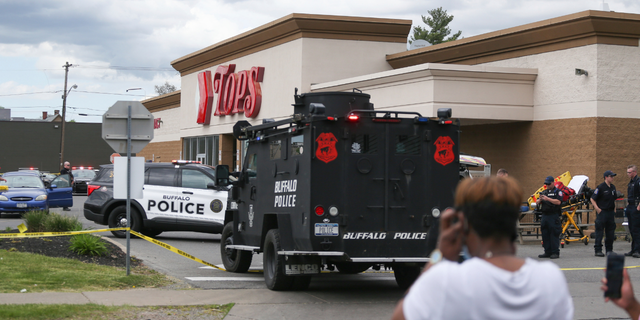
[172,160,201,164]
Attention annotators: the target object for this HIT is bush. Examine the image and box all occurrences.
[69,234,109,256]
[44,213,83,232]
[23,210,49,232]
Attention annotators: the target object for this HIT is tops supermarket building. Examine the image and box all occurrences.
[139,10,640,194]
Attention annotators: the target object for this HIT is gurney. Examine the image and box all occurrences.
[523,172,593,246]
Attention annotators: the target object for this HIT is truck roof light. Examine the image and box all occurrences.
[439,120,453,125]
[415,117,429,123]
[327,116,336,121]
[347,113,359,121]
[314,205,325,216]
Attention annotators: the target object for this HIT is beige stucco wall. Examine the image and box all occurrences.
[176,38,407,138]
[150,107,183,143]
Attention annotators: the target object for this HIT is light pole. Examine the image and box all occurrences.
[126,87,146,100]
[59,61,77,171]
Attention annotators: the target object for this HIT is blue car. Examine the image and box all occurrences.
[0,171,73,216]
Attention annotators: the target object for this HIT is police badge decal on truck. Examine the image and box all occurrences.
[220,90,460,291]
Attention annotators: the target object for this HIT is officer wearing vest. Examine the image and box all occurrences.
[591,170,618,257]
[625,165,640,258]
[537,176,563,259]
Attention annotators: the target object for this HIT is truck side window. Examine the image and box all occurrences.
[147,168,176,187]
[181,169,214,189]
[270,140,282,160]
[350,134,378,154]
[246,154,258,179]
[396,135,420,155]
[291,135,304,156]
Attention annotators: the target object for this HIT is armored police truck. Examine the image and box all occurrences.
[220,90,460,291]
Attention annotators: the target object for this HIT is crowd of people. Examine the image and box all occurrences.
[392,168,640,320]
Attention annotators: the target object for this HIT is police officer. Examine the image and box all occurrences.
[591,170,618,257]
[625,165,640,258]
[537,176,563,259]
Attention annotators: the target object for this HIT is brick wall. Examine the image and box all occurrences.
[137,140,182,163]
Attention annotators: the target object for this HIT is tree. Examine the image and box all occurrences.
[154,81,177,95]
[410,7,462,45]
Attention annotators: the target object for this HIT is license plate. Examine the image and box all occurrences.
[16,203,27,208]
[314,223,339,236]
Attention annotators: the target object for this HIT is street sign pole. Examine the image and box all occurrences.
[102,100,154,277]
[126,104,132,276]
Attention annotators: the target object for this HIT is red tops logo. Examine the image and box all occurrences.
[433,136,455,166]
[316,132,338,163]
[196,64,265,125]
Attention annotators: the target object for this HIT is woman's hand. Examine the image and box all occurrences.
[438,208,465,261]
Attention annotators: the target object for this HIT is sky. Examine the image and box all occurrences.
[1,0,638,123]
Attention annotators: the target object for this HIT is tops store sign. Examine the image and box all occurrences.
[196,64,265,125]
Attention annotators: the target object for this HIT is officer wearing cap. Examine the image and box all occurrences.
[625,165,640,258]
[536,176,563,259]
[591,170,618,257]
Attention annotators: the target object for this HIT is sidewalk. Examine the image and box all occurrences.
[0,288,399,320]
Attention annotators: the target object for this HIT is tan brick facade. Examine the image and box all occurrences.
[460,117,640,198]
[137,140,182,163]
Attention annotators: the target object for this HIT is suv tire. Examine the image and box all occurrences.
[108,205,142,238]
[263,229,294,291]
[220,222,253,273]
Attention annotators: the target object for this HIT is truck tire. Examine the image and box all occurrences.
[108,205,142,238]
[220,222,252,273]
[263,229,294,291]
[393,265,422,290]
[334,262,372,274]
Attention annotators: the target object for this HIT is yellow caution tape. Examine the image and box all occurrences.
[129,230,250,272]
[0,227,128,238]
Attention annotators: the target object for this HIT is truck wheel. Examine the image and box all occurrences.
[393,265,422,290]
[220,222,252,273]
[334,262,372,274]
[108,206,142,238]
[263,229,294,291]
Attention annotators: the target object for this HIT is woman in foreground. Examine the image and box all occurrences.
[392,176,573,320]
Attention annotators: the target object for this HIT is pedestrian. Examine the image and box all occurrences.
[59,161,74,211]
[592,170,618,257]
[391,176,573,320]
[625,165,640,258]
[496,168,508,177]
[601,269,640,319]
[537,176,563,259]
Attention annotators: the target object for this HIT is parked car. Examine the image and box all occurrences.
[71,166,96,194]
[84,161,230,238]
[0,171,73,216]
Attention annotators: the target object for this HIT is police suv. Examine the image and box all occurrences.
[220,90,460,291]
[84,161,230,238]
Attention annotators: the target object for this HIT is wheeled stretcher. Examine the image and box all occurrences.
[523,172,593,246]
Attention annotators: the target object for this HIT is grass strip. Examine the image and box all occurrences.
[0,303,234,319]
[0,250,171,293]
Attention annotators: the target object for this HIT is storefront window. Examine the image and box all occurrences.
[182,135,219,166]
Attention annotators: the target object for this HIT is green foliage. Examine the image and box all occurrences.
[44,213,83,232]
[0,304,233,319]
[0,250,171,293]
[22,210,49,232]
[410,7,462,45]
[69,234,109,256]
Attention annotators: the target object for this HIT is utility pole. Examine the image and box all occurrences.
[59,62,72,171]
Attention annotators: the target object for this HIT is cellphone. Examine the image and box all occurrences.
[605,253,625,299]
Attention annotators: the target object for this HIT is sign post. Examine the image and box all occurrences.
[102,101,154,275]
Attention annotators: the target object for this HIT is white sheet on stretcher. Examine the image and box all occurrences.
[567,175,589,194]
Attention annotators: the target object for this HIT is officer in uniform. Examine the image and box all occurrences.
[536,176,563,259]
[625,165,640,258]
[591,170,618,257]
